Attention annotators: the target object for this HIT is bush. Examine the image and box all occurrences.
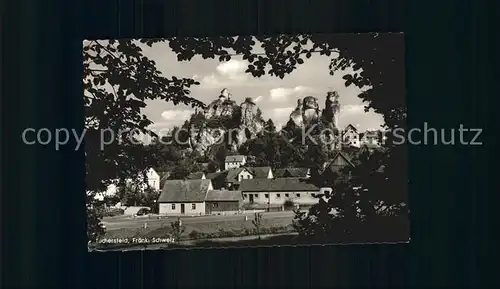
[170,217,185,243]
[188,230,200,240]
[102,208,125,217]
[240,225,252,236]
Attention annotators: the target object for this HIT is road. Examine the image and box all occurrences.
[102,211,300,230]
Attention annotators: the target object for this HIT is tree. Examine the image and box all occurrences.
[170,217,185,243]
[116,182,143,206]
[86,34,406,243]
[252,213,264,240]
[293,147,408,242]
[142,187,161,212]
[264,118,276,133]
[84,40,204,242]
[169,157,202,180]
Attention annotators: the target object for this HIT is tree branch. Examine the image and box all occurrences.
[93,40,119,59]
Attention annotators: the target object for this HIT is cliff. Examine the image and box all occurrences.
[188,89,264,154]
[286,91,341,150]
[186,89,341,155]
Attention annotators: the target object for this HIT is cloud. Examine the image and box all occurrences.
[161,109,193,121]
[268,86,315,103]
[157,109,194,128]
[199,74,224,89]
[198,60,250,89]
[216,59,248,80]
[341,104,365,114]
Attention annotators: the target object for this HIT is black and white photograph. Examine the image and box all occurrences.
[84,33,408,251]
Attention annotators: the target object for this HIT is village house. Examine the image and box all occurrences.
[223,166,273,190]
[224,155,247,170]
[92,183,119,202]
[158,179,213,215]
[142,167,161,191]
[157,179,244,215]
[274,168,310,178]
[321,151,356,185]
[239,177,321,210]
[360,129,384,147]
[205,189,243,215]
[322,151,355,174]
[342,124,360,148]
[205,171,227,189]
[246,166,274,179]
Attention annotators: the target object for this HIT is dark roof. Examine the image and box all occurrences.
[275,167,309,178]
[342,124,358,136]
[225,155,245,162]
[274,169,284,177]
[225,167,250,182]
[205,190,242,202]
[158,179,212,203]
[239,178,319,192]
[206,171,225,179]
[245,166,272,178]
[187,172,206,179]
[323,151,355,173]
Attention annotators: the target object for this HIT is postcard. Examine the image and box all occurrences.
[84,33,408,252]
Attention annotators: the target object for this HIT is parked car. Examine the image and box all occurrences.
[136,208,151,216]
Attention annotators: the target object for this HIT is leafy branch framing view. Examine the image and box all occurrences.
[84,33,408,245]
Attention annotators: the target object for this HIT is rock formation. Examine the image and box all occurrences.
[187,88,343,154]
[286,91,342,150]
[290,99,304,127]
[188,89,264,154]
[322,91,340,129]
[205,88,238,119]
[189,123,222,154]
[302,96,320,125]
[236,97,265,146]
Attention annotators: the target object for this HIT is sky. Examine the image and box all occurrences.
[138,38,384,133]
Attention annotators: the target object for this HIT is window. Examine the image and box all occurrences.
[243,194,247,199]
[265,194,269,198]
[296,193,301,198]
[285,193,289,197]
[192,204,196,210]
[254,194,258,198]
[276,194,281,198]
[212,203,218,208]
[171,204,176,210]
[311,193,316,197]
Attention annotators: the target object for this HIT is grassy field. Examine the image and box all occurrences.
[102,214,295,240]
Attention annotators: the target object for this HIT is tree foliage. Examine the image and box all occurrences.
[141,33,405,129]
[85,34,407,243]
[83,39,204,242]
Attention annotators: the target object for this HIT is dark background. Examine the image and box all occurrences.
[1,0,494,288]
